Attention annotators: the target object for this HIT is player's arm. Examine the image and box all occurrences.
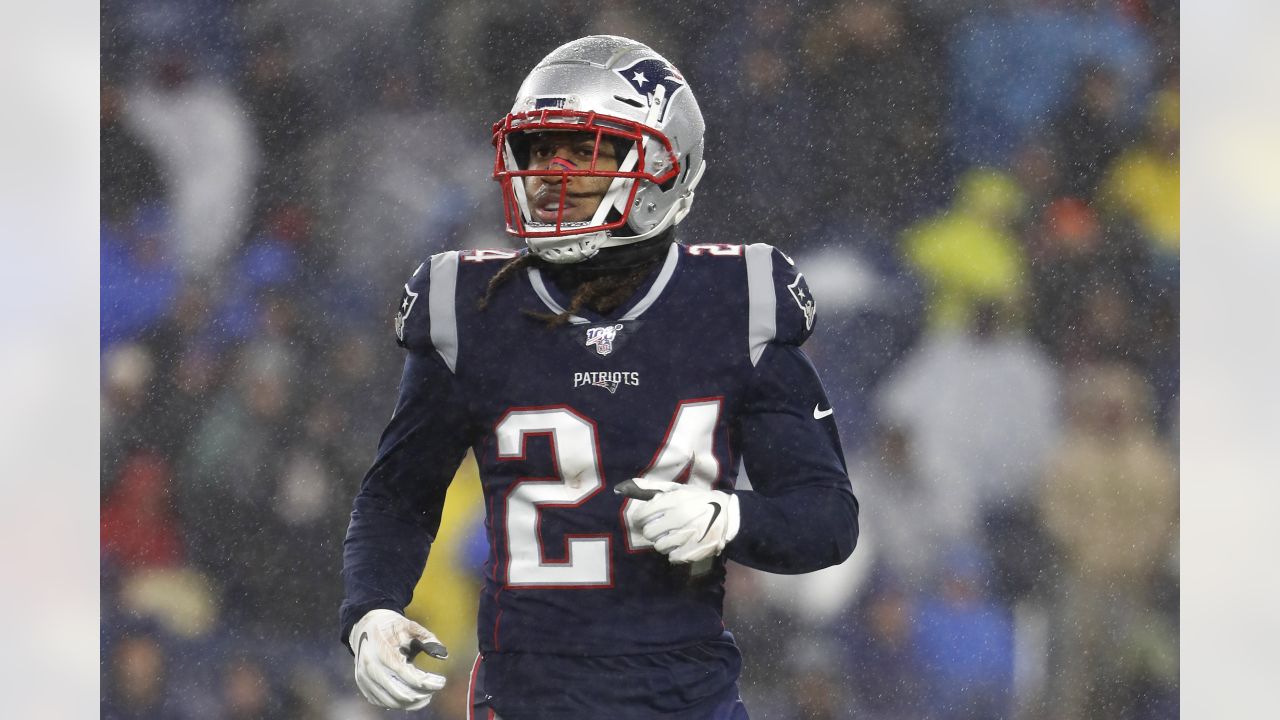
[339,254,473,711]
[340,255,472,647]
[623,244,857,573]
[339,348,473,647]
[619,343,858,573]
[340,347,471,710]
[724,342,859,573]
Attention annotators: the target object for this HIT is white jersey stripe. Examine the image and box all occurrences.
[619,242,681,321]
[429,250,461,372]
[527,267,590,325]
[745,243,776,366]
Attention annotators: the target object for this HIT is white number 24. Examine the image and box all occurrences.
[494,399,722,587]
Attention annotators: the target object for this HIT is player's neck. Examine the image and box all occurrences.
[542,231,674,295]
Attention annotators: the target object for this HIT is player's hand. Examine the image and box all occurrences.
[616,478,740,564]
[350,609,448,710]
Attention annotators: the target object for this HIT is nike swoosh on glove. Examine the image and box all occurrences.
[350,609,448,710]
[617,478,741,564]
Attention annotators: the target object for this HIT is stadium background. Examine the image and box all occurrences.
[99,1,1179,718]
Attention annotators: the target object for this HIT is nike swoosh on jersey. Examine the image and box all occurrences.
[813,404,834,419]
[699,501,723,542]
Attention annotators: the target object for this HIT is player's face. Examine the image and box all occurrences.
[523,131,620,224]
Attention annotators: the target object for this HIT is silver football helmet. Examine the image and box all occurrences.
[492,35,707,264]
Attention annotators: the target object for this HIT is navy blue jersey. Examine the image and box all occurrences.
[341,241,858,714]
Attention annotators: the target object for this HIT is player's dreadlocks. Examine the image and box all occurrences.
[479,231,674,327]
[479,253,539,311]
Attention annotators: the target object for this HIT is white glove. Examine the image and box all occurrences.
[617,478,741,564]
[350,609,448,710]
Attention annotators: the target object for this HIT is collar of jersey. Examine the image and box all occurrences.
[526,242,681,325]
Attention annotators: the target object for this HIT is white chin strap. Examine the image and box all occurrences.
[530,231,610,264]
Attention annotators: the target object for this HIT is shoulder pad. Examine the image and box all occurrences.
[394,251,461,372]
[745,244,817,364]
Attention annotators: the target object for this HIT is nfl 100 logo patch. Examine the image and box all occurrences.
[585,323,624,356]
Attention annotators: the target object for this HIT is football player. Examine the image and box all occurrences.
[340,35,859,719]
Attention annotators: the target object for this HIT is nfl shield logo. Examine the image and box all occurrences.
[585,324,624,356]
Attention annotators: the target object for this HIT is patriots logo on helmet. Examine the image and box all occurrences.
[616,59,685,122]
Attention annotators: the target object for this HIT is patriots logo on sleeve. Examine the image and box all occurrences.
[788,274,817,331]
[395,283,419,344]
[615,58,686,121]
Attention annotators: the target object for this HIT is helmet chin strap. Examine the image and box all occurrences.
[532,231,609,264]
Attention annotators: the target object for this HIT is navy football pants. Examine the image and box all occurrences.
[468,634,749,719]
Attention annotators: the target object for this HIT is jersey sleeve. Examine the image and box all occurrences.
[744,244,817,365]
[725,342,859,574]
[339,255,472,649]
[394,252,461,373]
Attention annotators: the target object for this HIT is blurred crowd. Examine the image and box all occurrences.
[100,0,1179,718]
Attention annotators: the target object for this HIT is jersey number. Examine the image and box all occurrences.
[494,400,722,588]
[461,249,520,263]
[687,243,743,256]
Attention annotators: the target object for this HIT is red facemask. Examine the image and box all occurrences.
[492,108,681,238]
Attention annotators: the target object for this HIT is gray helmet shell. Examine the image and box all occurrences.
[495,36,707,264]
